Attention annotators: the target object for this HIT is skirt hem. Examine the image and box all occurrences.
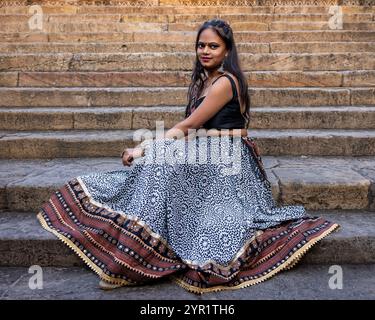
[37,210,340,294]
[170,223,341,295]
[37,211,137,286]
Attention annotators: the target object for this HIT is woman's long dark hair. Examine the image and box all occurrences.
[184,19,250,129]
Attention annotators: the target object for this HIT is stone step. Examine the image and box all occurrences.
[1,129,375,159]
[0,4,374,15]
[1,30,374,43]
[270,42,375,53]
[1,16,374,33]
[6,262,375,299]
[1,70,375,88]
[0,156,373,212]
[1,106,375,131]
[1,13,373,23]
[0,210,374,268]
[0,42,270,54]
[250,106,375,129]
[1,52,374,72]
[1,264,375,299]
[1,22,169,33]
[0,87,374,108]
[265,22,375,31]
[1,41,375,54]
[3,21,371,34]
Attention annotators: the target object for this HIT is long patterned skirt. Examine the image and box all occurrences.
[37,135,340,294]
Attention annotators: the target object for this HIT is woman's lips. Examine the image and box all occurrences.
[201,57,211,62]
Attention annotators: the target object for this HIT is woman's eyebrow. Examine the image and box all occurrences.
[198,41,219,45]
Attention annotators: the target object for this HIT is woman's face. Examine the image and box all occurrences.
[197,28,227,71]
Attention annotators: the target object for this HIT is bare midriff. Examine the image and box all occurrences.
[204,128,248,137]
[184,128,248,140]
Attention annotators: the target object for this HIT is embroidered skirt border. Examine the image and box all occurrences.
[36,177,340,295]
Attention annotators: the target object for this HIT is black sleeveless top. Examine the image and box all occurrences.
[194,74,246,129]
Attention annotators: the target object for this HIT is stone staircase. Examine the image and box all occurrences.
[0,0,375,299]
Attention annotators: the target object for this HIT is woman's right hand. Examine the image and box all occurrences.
[121,148,134,167]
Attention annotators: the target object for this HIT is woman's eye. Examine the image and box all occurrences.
[198,44,218,49]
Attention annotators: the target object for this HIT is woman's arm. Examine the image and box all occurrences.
[123,76,234,165]
[164,76,234,139]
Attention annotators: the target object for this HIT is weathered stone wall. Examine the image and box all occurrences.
[0,0,375,7]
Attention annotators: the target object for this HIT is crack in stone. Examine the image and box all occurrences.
[369,188,375,211]
[130,108,135,130]
[0,271,27,299]
[266,157,280,170]
[270,169,282,205]
[72,111,77,129]
[67,53,76,71]
[351,166,375,211]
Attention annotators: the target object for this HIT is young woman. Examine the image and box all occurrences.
[37,19,340,295]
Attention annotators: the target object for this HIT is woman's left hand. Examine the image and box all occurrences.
[121,148,135,167]
[121,147,145,166]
